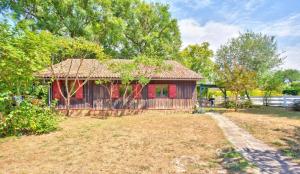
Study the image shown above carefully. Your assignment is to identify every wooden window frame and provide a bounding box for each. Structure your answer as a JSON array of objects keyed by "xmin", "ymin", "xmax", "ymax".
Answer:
[{"xmin": 155, "ymin": 84, "xmax": 169, "ymax": 98}]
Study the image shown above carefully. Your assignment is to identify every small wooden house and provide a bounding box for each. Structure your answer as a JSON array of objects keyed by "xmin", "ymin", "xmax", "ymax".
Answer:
[{"xmin": 37, "ymin": 59, "xmax": 202, "ymax": 110}]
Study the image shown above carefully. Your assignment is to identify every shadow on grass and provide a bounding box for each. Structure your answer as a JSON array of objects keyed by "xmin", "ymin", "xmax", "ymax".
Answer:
[
  {"xmin": 219, "ymin": 147, "xmax": 255, "ymax": 173},
  {"xmin": 280, "ymin": 126, "xmax": 300, "ymax": 161}
]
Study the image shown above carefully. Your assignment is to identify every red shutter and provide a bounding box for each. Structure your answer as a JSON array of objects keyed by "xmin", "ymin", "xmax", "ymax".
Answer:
[
  {"xmin": 168, "ymin": 84, "xmax": 177, "ymax": 99},
  {"xmin": 148, "ymin": 84, "xmax": 156, "ymax": 98},
  {"xmin": 75, "ymin": 80, "xmax": 84, "ymax": 99},
  {"xmin": 133, "ymin": 84, "xmax": 142, "ymax": 99},
  {"xmin": 53, "ymin": 80, "xmax": 62, "ymax": 99},
  {"xmin": 111, "ymin": 84, "xmax": 120, "ymax": 99}
]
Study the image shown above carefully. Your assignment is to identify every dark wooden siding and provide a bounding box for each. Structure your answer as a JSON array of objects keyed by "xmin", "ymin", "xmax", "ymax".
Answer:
[{"xmin": 55, "ymin": 80, "xmax": 197, "ymax": 110}]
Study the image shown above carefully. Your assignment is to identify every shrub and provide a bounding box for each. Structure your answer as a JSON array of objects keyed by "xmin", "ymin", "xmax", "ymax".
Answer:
[
  {"xmin": 0, "ymin": 91, "xmax": 14, "ymax": 115},
  {"xmin": 283, "ymin": 89, "xmax": 298, "ymax": 96},
  {"xmin": 224, "ymin": 101, "xmax": 236, "ymax": 109},
  {"xmin": 240, "ymin": 100, "xmax": 253, "ymax": 108},
  {"xmin": 223, "ymin": 100, "xmax": 253, "ymax": 109},
  {"xmin": 0, "ymin": 100, "xmax": 60, "ymax": 137}
]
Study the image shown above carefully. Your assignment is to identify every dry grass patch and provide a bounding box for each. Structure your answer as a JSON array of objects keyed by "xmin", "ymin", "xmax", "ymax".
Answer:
[
  {"xmin": 223, "ymin": 107, "xmax": 300, "ymax": 163},
  {"xmin": 0, "ymin": 111, "xmax": 228, "ymax": 174}
]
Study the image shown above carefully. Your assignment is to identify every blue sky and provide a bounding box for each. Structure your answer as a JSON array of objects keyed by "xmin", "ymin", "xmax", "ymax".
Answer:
[{"xmin": 148, "ymin": 0, "xmax": 300, "ymax": 70}]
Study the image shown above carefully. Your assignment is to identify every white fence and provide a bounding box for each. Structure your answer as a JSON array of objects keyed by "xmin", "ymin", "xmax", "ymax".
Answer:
[
  {"xmin": 251, "ymin": 96, "xmax": 300, "ymax": 107},
  {"xmin": 212, "ymin": 96, "xmax": 300, "ymax": 107}
]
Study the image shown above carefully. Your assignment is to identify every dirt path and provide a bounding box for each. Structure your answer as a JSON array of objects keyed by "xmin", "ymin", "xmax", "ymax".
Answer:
[{"xmin": 208, "ymin": 112, "xmax": 300, "ymax": 174}]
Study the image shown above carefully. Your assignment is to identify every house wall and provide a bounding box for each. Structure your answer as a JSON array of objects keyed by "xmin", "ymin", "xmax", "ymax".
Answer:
[{"xmin": 54, "ymin": 80, "xmax": 197, "ymax": 110}]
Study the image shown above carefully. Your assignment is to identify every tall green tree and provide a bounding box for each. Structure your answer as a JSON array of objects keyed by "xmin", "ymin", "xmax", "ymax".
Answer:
[
  {"xmin": 0, "ymin": 0, "xmax": 100, "ymax": 37},
  {"xmin": 0, "ymin": 21, "xmax": 55, "ymax": 95},
  {"xmin": 0, "ymin": 21, "xmax": 107, "ymax": 116},
  {"xmin": 233, "ymin": 32, "xmax": 283, "ymax": 77},
  {"xmin": 1, "ymin": 0, "xmax": 181, "ymax": 58},
  {"xmin": 215, "ymin": 31, "xmax": 283, "ymax": 100},
  {"xmin": 179, "ymin": 42, "xmax": 214, "ymax": 81},
  {"xmin": 215, "ymin": 51, "xmax": 257, "ymax": 111}
]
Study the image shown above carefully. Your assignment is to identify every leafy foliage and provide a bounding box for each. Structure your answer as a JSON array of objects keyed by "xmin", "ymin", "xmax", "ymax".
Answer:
[
  {"xmin": 179, "ymin": 42, "xmax": 214, "ymax": 81},
  {"xmin": 215, "ymin": 55, "xmax": 257, "ymax": 110},
  {"xmin": 274, "ymin": 69, "xmax": 300, "ymax": 84},
  {"xmin": 0, "ymin": 100, "xmax": 60, "ymax": 137},
  {"xmin": 260, "ymin": 72, "xmax": 285, "ymax": 97},
  {"xmin": 1, "ymin": 0, "xmax": 181, "ymax": 58},
  {"xmin": 0, "ymin": 22, "xmax": 55, "ymax": 95},
  {"xmin": 104, "ymin": 54, "xmax": 168, "ymax": 109},
  {"xmin": 224, "ymin": 100, "xmax": 253, "ymax": 109},
  {"xmin": 109, "ymin": 55, "xmax": 167, "ymax": 86},
  {"xmin": 214, "ymin": 31, "xmax": 283, "ymax": 110},
  {"xmin": 227, "ymin": 32, "xmax": 283, "ymax": 80},
  {"xmin": 0, "ymin": 91, "xmax": 13, "ymax": 115},
  {"xmin": 52, "ymin": 37, "xmax": 107, "ymax": 63}
]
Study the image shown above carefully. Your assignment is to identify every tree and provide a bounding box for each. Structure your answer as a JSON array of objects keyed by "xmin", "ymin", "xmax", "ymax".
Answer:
[
  {"xmin": 215, "ymin": 45, "xmax": 256, "ymax": 111},
  {"xmin": 0, "ymin": 21, "xmax": 108, "ymax": 117},
  {"xmin": 0, "ymin": 21, "xmax": 55, "ymax": 96},
  {"xmin": 49, "ymin": 37, "xmax": 107, "ymax": 116},
  {"xmin": 179, "ymin": 42, "xmax": 214, "ymax": 81},
  {"xmin": 260, "ymin": 72, "xmax": 284, "ymax": 105},
  {"xmin": 274, "ymin": 69, "xmax": 300, "ymax": 84},
  {"xmin": 0, "ymin": 0, "xmax": 99, "ymax": 37},
  {"xmin": 1, "ymin": 0, "xmax": 181, "ymax": 59},
  {"xmin": 215, "ymin": 31, "xmax": 283, "ymax": 100},
  {"xmin": 274, "ymin": 69, "xmax": 300, "ymax": 96},
  {"xmin": 97, "ymin": 55, "xmax": 168, "ymax": 110}
]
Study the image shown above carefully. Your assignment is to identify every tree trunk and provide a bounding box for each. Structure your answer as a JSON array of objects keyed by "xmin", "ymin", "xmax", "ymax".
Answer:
[
  {"xmin": 245, "ymin": 90, "xmax": 251, "ymax": 101},
  {"xmin": 66, "ymin": 96, "xmax": 71, "ymax": 116},
  {"xmin": 220, "ymin": 88, "xmax": 227, "ymax": 105},
  {"xmin": 235, "ymin": 93, "xmax": 238, "ymax": 112},
  {"xmin": 224, "ymin": 89, "xmax": 227, "ymax": 103},
  {"xmin": 264, "ymin": 92, "xmax": 271, "ymax": 106}
]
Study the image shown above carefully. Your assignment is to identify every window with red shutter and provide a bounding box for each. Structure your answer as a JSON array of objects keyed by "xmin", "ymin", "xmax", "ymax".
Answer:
[
  {"xmin": 75, "ymin": 80, "xmax": 84, "ymax": 99},
  {"xmin": 53, "ymin": 80, "xmax": 62, "ymax": 99},
  {"xmin": 111, "ymin": 84, "xmax": 120, "ymax": 99},
  {"xmin": 133, "ymin": 84, "xmax": 142, "ymax": 99},
  {"xmin": 168, "ymin": 84, "xmax": 177, "ymax": 99},
  {"xmin": 148, "ymin": 84, "xmax": 156, "ymax": 98},
  {"xmin": 155, "ymin": 84, "xmax": 168, "ymax": 98}
]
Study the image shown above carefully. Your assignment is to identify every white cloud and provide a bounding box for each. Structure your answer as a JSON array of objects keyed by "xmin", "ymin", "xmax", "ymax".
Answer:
[
  {"xmin": 178, "ymin": 19, "xmax": 241, "ymax": 50},
  {"xmin": 244, "ymin": 0, "xmax": 265, "ymax": 11},
  {"xmin": 250, "ymin": 14, "xmax": 300, "ymax": 70},
  {"xmin": 258, "ymin": 14, "xmax": 300, "ymax": 37},
  {"xmin": 281, "ymin": 45, "xmax": 300, "ymax": 70},
  {"xmin": 178, "ymin": 18, "xmax": 300, "ymax": 70}
]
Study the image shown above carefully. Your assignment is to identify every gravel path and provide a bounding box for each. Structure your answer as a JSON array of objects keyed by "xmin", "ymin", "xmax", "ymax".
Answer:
[{"xmin": 208, "ymin": 112, "xmax": 300, "ymax": 174}]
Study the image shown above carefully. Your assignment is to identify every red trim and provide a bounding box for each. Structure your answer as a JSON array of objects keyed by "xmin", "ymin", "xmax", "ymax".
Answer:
[
  {"xmin": 111, "ymin": 84, "xmax": 120, "ymax": 99},
  {"xmin": 75, "ymin": 80, "xmax": 84, "ymax": 99},
  {"xmin": 148, "ymin": 84, "xmax": 156, "ymax": 98},
  {"xmin": 132, "ymin": 84, "xmax": 142, "ymax": 99},
  {"xmin": 168, "ymin": 84, "xmax": 176, "ymax": 99},
  {"xmin": 53, "ymin": 80, "xmax": 62, "ymax": 99}
]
